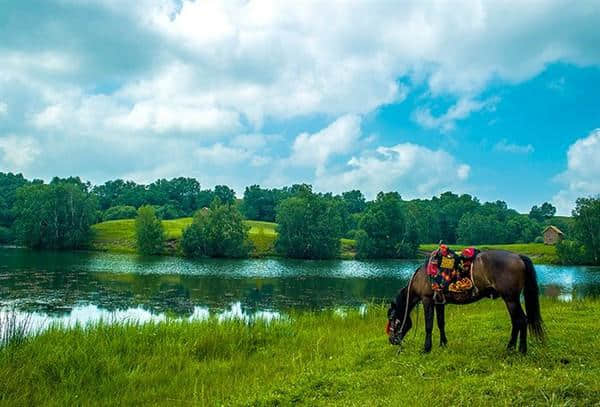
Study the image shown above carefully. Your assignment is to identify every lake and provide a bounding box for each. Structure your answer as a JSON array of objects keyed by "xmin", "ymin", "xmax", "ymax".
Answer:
[{"xmin": 1, "ymin": 248, "xmax": 599, "ymax": 328}]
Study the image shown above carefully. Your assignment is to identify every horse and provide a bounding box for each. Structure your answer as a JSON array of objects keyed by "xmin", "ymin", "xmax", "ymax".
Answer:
[{"xmin": 386, "ymin": 250, "xmax": 545, "ymax": 354}]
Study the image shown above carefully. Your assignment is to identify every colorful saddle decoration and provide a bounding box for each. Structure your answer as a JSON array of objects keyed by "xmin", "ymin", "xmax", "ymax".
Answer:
[{"xmin": 427, "ymin": 245, "xmax": 479, "ymax": 294}]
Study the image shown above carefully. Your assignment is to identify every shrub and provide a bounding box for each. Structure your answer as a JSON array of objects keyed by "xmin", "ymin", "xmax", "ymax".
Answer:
[
  {"xmin": 534, "ymin": 236, "xmax": 544, "ymax": 244},
  {"xmin": 556, "ymin": 240, "xmax": 590, "ymax": 265},
  {"xmin": 102, "ymin": 205, "xmax": 138, "ymax": 221},
  {"xmin": 135, "ymin": 205, "xmax": 165, "ymax": 255},
  {"xmin": 156, "ymin": 204, "xmax": 184, "ymax": 220},
  {"xmin": 182, "ymin": 200, "xmax": 250, "ymax": 258}
]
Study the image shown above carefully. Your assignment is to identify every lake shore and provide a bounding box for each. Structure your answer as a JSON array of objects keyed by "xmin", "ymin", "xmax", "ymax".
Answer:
[
  {"xmin": 0, "ymin": 299, "xmax": 597, "ymax": 405},
  {"xmin": 90, "ymin": 219, "xmax": 560, "ymax": 264}
]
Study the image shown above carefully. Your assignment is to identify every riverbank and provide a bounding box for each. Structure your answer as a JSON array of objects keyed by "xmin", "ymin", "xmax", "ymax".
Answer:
[
  {"xmin": 91, "ymin": 219, "xmax": 558, "ymax": 263},
  {"xmin": 0, "ymin": 299, "xmax": 597, "ymax": 405}
]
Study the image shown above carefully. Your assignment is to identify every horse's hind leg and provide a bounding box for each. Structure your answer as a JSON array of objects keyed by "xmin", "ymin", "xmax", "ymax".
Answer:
[
  {"xmin": 435, "ymin": 304, "xmax": 448, "ymax": 347},
  {"xmin": 504, "ymin": 297, "xmax": 527, "ymax": 354},
  {"xmin": 423, "ymin": 298, "xmax": 434, "ymax": 353}
]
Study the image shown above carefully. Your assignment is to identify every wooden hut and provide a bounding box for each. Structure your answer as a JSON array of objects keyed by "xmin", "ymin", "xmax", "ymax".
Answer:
[{"xmin": 542, "ymin": 225, "xmax": 564, "ymax": 245}]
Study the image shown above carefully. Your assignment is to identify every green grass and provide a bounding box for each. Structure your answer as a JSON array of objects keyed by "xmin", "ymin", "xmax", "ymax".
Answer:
[
  {"xmin": 90, "ymin": 218, "xmax": 279, "ymax": 256},
  {"xmin": 1, "ymin": 299, "xmax": 598, "ymax": 405},
  {"xmin": 419, "ymin": 243, "xmax": 558, "ymax": 264}
]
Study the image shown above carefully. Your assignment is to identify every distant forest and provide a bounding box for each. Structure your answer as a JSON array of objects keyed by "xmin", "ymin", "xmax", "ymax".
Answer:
[{"xmin": 0, "ymin": 172, "xmax": 571, "ymax": 248}]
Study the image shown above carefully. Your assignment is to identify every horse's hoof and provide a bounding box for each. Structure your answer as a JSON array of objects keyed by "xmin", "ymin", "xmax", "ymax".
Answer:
[
  {"xmin": 422, "ymin": 347, "xmax": 432, "ymax": 354},
  {"xmin": 440, "ymin": 341, "xmax": 448, "ymax": 347}
]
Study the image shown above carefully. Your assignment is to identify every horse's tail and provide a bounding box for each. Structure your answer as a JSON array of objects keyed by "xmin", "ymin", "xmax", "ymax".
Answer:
[{"xmin": 520, "ymin": 255, "xmax": 545, "ymax": 342}]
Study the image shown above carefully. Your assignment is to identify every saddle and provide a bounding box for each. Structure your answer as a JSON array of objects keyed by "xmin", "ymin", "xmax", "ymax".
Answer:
[{"xmin": 427, "ymin": 245, "xmax": 479, "ymax": 302}]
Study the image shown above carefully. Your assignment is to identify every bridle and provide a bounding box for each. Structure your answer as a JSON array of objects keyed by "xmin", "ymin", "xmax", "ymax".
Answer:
[{"xmin": 388, "ymin": 268, "xmax": 418, "ymax": 341}]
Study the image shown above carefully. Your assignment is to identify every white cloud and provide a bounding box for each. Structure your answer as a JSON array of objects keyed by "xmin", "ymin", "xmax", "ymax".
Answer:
[
  {"xmin": 413, "ymin": 97, "xmax": 498, "ymax": 133},
  {"xmin": 0, "ymin": 135, "xmax": 41, "ymax": 171},
  {"xmin": 289, "ymin": 115, "xmax": 362, "ymax": 175},
  {"xmin": 552, "ymin": 129, "xmax": 600, "ymax": 215},
  {"xmin": 314, "ymin": 143, "xmax": 470, "ymax": 198},
  {"xmin": 494, "ymin": 139, "xmax": 535, "ymax": 154},
  {"xmin": 0, "ymin": 102, "xmax": 6, "ymax": 116}
]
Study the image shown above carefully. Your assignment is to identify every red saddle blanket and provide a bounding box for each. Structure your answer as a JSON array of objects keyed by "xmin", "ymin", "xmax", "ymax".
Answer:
[{"xmin": 427, "ymin": 245, "xmax": 478, "ymax": 293}]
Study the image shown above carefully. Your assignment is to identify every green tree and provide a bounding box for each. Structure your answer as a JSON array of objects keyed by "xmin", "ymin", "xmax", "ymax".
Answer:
[
  {"xmin": 570, "ymin": 196, "xmax": 600, "ymax": 264},
  {"xmin": 275, "ymin": 191, "xmax": 342, "ymax": 259},
  {"xmin": 181, "ymin": 200, "xmax": 250, "ymax": 258},
  {"xmin": 214, "ymin": 185, "xmax": 236, "ymax": 205},
  {"xmin": 356, "ymin": 192, "xmax": 419, "ymax": 258},
  {"xmin": 529, "ymin": 202, "xmax": 557, "ymax": 222},
  {"xmin": 342, "ymin": 190, "xmax": 366, "ymax": 214},
  {"xmin": 135, "ymin": 205, "xmax": 165, "ymax": 255},
  {"xmin": 102, "ymin": 205, "xmax": 138, "ymax": 221},
  {"xmin": 14, "ymin": 181, "xmax": 98, "ymax": 249}
]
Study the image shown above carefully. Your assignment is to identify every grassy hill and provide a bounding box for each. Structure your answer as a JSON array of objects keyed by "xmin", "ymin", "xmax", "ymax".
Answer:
[
  {"xmin": 1, "ymin": 299, "xmax": 598, "ymax": 405},
  {"xmin": 419, "ymin": 243, "xmax": 558, "ymax": 264},
  {"xmin": 91, "ymin": 218, "xmax": 279, "ymax": 256}
]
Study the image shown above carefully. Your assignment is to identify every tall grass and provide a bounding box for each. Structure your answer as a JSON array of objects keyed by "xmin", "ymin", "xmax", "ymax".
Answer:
[
  {"xmin": 0, "ymin": 308, "xmax": 32, "ymax": 348},
  {"xmin": 1, "ymin": 299, "xmax": 599, "ymax": 405}
]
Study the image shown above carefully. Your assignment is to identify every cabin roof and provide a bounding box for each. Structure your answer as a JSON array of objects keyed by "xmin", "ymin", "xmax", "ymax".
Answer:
[{"xmin": 543, "ymin": 225, "xmax": 564, "ymax": 236}]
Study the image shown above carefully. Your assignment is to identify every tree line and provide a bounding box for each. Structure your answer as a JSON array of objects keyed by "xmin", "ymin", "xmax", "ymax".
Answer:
[{"xmin": 1, "ymin": 171, "xmax": 598, "ymax": 264}]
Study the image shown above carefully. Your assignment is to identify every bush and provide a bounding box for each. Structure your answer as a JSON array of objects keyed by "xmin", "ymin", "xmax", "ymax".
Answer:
[
  {"xmin": 181, "ymin": 200, "xmax": 250, "ymax": 258},
  {"xmin": 556, "ymin": 240, "xmax": 590, "ymax": 265},
  {"xmin": 135, "ymin": 206, "xmax": 165, "ymax": 255},
  {"xmin": 275, "ymin": 192, "xmax": 342, "ymax": 259},
  {"xmin": 156, "ymin": 204, "xmax": 184, "ymax": 220},
  {"xmin": 103, "ymin": 205, "xmax": 138, "ymax": 221},
  {"xmin": 534, "ymin": 236, "xmax": 544, "ymax": 244}
]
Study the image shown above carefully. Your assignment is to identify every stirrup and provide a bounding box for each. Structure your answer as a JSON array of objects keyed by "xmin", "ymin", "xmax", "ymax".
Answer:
[{"xmin": 433, "ymin": 291, "xmax": 446, "ymax": 304}]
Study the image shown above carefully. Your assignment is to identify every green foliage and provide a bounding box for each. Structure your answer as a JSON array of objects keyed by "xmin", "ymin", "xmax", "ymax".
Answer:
[
  {"xmin": 356, "ymin": 192, "xmax": 419, "ymax": 258},
  {"xmin": 13, "ymin": 181, "xmax": 98, "ymax": 249},
  {"xmin": 155, "ymin": 204, "xmax": 184, "ymax": 220},
  {"xmin": 0, "ymin": 226, "xmax": 13, "ymax": 244},
  {"xmin": 135, "ymin": 206, "xmax": 165, "ymax": 255},
  {"xmin": 0, "ymin": 300, "xmax": 599, "ymax": 405},
  {"xmin": 341, "ymin": 190, "xmax": 366, "ymax": 214},
  {"xmin": 556, "ymin": 240, "xmax": 590, "ymax": 265},
  {"xmin": 214, "ymin": 185, "xmax": 236, "ymax": 205},
  {"xmin": 0, "ymin": 172, "xmax": 33, "ymax": 228},
  {"xmin": 275, "ymin": 191, "xmax": 342, "ymax": 259},
  {"xmin": 181, "ymin": 200, "xmax": 250, "ymax": 258},
  {"xmin": 102, "ymin": 205, "xmax": 137, "ymax": 221},
  {"xmin": 566, "ymin": 196, "xmax": 600, "ymax": 265},
  {"xmin": 529, "ymin": 202, "xmax": 557, "ymax": 222}
]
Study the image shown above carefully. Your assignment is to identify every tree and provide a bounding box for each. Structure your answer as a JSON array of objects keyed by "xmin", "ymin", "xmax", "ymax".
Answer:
[
  {"xmin": 275, "ymin": 191, "xmax": 342, "ymax": 259},
  {"xmin": 214, "ymin": 185, "xmax": 236, "ymax": 205},
  {"xmin": 529, "ymin": 202, "xmax": 557, "ymax": 222},
  {"xmin": 14, "ymin": 181, "xmax": 98, "ymax": 249},
  {"xmin": 241, "ymin": 185, "xmax": 277, "ymax": 221},
  {"xmin": 102, "ymin": 205, "xmax": 138, "ymax": 221},
  {"xmin": 135, "ymin": 205, "xmax": 165, "ymax": 255},
  {"xmin": 0, "ymin": 172, "xmax": 32, "ymax": 229},
  {"xmin": 181, "ymin": 200, "xmax": 250, "ymax": 258},
  {"xmin": 356, "ymin": 192, "xmax": 419, "ymax": 258},
  {"xmin": 342, "ymin": 190, "xmax": 366, "ymax": 214},
  {"xmin": 571, "ymin": 196, "xmax": 600, "ymax": 264}
]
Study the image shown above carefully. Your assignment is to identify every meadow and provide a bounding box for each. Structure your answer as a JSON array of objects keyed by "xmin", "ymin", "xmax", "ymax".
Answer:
[
  {"xmin": 0, "ymin": 299, "xmax": 597, "ymax": 405},
  {"xmin": 91, "ymin": 218, "xmax": 558, "ymax": 262}
]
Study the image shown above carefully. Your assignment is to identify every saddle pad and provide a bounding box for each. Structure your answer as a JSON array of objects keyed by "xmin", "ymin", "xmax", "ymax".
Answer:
[{"xmin": 440, "ymin": 256, "xmax": 455, "ymax": 269}]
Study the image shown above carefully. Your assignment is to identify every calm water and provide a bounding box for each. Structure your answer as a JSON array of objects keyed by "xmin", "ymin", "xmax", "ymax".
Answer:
[{"xmin": 1, "ymin": 248, "xmax": 599, "ymax": 328}]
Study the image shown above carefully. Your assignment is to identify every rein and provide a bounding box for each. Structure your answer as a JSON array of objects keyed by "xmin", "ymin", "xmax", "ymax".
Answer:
[{"xmin": 396, "ymin": 269, "xmax": 417, "ymax": 337}]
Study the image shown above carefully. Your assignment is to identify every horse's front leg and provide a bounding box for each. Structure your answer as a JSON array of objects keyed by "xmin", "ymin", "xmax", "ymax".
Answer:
[
  {"xmin": 423, "ymin": 298, "xmax": 434, "ymax": 353},
  {"xmin": 435, "ymin": 304, "xmax": 448, "ymax": 347}
]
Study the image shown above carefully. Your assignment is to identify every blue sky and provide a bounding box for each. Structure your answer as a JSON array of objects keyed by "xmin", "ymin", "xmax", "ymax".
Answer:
[{"xmin": 0, "ymin": 0, "xmax": 599, "ymax": 214}]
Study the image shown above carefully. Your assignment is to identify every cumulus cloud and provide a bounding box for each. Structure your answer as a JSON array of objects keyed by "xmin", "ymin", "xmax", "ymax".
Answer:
[
  {"xmin": 552, "ymin": 129, "xmax": 600, "ymax": 215},
  {"xmin": 289, "ymin": 115, "xmax": 362, "ymax": 175},
  {"xmin": 315, "ymin": 143, "xmax": 471, "ymax": 198},
  {"xmin": 0, "ymin": 0, "xmax": 599, "ymax": 187},
  {"xmin": 0, "ymin": 135, "xmax": 41, "ymax": 171},
  {"xmin": 413, "ymin": 97, "xmax": 499, "ymax": 133},
  {"xmin": 494, "ymin": 139, "xmax": 535, "ymax": 154}
]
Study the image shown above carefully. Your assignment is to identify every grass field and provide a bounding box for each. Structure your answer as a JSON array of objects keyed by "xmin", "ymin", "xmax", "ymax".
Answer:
[
  {"xmin": 419, "ymin": 243, "xmax": 558, "ymax": 264},
  {"xmin": 0, "ymin": 299, "xmax": 598, "ymax": 405},
  {"xmin": 90, "ymin": 218, "xmax": 279, "ymax": 256}
]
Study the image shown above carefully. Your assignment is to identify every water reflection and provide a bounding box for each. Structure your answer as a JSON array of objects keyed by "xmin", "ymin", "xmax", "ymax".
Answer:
[{"xmin": 1, "ymin": 248, "xmax": 599, "ymax": 328}]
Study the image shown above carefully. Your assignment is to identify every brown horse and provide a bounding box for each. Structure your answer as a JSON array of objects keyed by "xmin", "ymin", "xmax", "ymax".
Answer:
[{"xmin": 387, "ymin": 250, "xmax": 545, "ymax": 354}]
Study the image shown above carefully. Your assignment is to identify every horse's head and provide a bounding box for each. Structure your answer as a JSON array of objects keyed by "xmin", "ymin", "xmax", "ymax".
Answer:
[{"xmin": 386, "ymin": 291, "xmax": 413, "ymax": 345}]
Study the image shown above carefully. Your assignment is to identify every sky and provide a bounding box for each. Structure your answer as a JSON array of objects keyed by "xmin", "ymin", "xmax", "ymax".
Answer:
[{"xmin": 0, "ymin": 0, "xmax": 599, "ymax": 215}]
